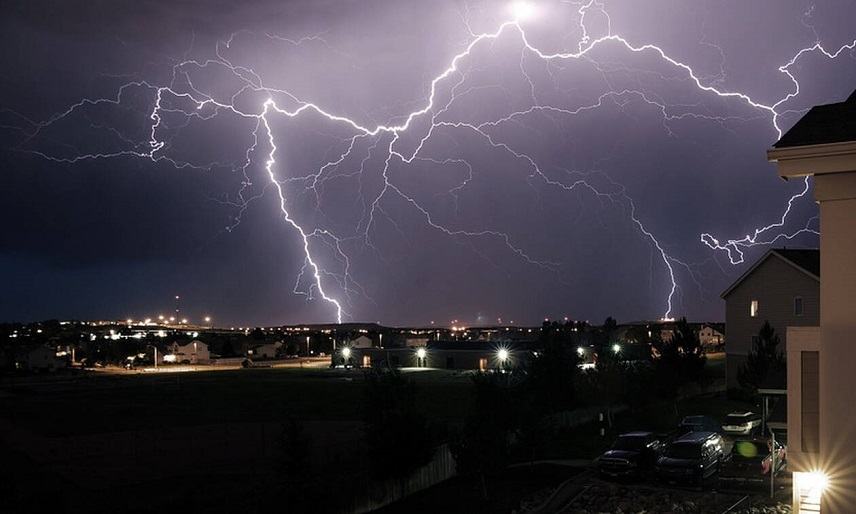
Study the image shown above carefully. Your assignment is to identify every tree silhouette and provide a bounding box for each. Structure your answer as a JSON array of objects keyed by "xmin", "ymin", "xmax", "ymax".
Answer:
[
  {"xmin": 739, "ymin": 321, "xmax": 786, "ymax": 391},
  {"xmin": 652, "ymin": 317, "xmax": 706, "ymax": 400}
]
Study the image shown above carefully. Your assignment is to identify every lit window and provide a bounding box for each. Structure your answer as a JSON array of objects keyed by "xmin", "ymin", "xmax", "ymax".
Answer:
[
  {"xmin": 794, "ymin": 296, "xmax": 804, "ymax": 317},
  {"xmin": 750, "ymin": 300, "xmax": 759, "ymax": 317}
]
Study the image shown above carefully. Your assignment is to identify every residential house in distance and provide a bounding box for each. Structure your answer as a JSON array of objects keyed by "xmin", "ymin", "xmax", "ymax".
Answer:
[
  {"xmin": 766, "ymin": 89, "xmax": 856, "ymax": 513},
  {"xmin": 247, "ymin": 341, "xmax": 281, "ymax": 360},
  {"xmin": 721, "ymin": 248, "xmax": 819, "ymax": 390},
  {"xmin": 698, "ymin": 324, "xmax": 724, "ymax": 350},
  {"xmin": 166, "ymin": 340, "xmax": 210, "ymax": 364},
  {"xmin": 349, "ymin": 335, "xmax": 374, "ymax": 349},
  {"xmin": 18, "ymin": 345, "xmax": 62, "ymax": 372}
]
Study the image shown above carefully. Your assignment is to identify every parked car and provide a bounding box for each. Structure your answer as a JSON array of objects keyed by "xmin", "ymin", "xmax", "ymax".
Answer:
[
  {"xmin": 596, "ymin": 431, "xmax": 665, "ymax": 479},
  {"xmin": 722, "ymin": 438, "xmax": 786, "ymax": 481},
  {"xmin": 678, "ymin": 415, "xmax": 721, "ymax": 435},
  {"xmin": 721, "ymin": 411, "xmax": 763, "ymax": 436},
  {"xmin": 656, "ymin": 431, "xmax": 725, "ymax": 484}
]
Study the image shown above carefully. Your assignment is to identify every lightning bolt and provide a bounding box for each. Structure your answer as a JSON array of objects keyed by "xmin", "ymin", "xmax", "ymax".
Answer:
[{"xmin": 8, "ymin": 1, "xmax": 854, "ymax": 321}]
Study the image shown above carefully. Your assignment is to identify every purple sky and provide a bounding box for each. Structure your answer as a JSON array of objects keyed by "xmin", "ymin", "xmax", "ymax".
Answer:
[{"xmin": 1, "ymin": 0, "xmax": 855, "ymax": 326}]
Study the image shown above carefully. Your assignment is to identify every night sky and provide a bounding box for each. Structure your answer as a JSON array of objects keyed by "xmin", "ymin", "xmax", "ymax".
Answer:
[{"xmin": 1, "ymin": 0, "xmax": 854, "ymax": 326}]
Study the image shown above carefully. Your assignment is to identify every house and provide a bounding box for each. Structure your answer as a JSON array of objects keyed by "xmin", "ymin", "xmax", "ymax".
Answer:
[
  {"xmin": 766, "ymin": 89, "xmax": 856, "ymax": 513},
  {"xmin": 721, "ymin": 249, "xmax": 820, "ymax": 389},
  {"xmin": 248, "ymin": 341, "xmax": 281, "ymax": 359},
  {"xmin": 167, "ymin": 340, "xmax": 210, "ymax": 364},
  {"xmin": 698, "ymin": 324, "xmax": 724, "ymax": 350},
  {"xmin": 19, "ymin": 345, "xmax": 62, "ymax": 372},
  {"xmin": 334, "ymin": 340, "xmax": 534, "ymax": 371},
  {"xmin": 349, "ymin": 335, "xmax": 373, "ymax": 348}
]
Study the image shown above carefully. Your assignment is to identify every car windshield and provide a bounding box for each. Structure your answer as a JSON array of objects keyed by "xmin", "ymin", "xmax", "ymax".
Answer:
[
  {"xmin": 667, "ymin": 443, "xmax": 700, "ymax": 459},
  {"xmin": 612, "ymin": 436, "xmax": 646, "ymax": 451},
  {"xmin": 725, "ymin": 415, "xmax": 749, "ymax": 425},
  {"xmin": 732, "ymin": 440, "xmax": 767, "ymax": 460}
]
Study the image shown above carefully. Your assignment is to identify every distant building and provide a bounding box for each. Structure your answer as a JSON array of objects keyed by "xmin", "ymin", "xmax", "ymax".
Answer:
[
  {"xmin": 721, "ymin": 248, "xmax": 819, "ymax": 390},
  {"xmin": 167, "ymin": 340, "xmax": 210, "ymax": 364},
  {"xmin": 18, "ymin": 345, "xmax": 62, "ymax": 372},
  {"xmin": 349, "ymin": 335, "xmax": 374, "ymax": 349},
  {"xmin": 334, "ymin": 340, "xmax": 533, "ymax": 371},
  {"xmin": 248, "ymin": 341, "xmax": 281, "ymax": 359},
  {"xmin": 698, "ymin": 324, "xmax": 724, "ymax": 350}
]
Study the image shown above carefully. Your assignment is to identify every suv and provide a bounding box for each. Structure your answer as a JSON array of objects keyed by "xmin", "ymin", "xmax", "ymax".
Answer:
[
  {"xmin": 678, "ymin": 415, "xmax": 721, "ymax": 435},
  {"xmin": 722, "ymin": 411, "xmax": 762, "ymax": 436},
  {"xmin": 656, "ymin": 431, "xmax": 725, "ymax": 484},
  {"xmin": 596, "ymin": 431, "xmax": 665, "ymax": 479}
]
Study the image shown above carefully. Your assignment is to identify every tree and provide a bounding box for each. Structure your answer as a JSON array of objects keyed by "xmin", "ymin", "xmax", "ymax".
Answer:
[
  {"xmin": 527, "ymin": 323, "xmax": 581, "ymax": 413},
  {"xmin": 651, "ymin": 318, "xmax": 706, "ymax": 401},
  {"xmin": 362, "ymin": 370, "xmax": 434, "ymax": 480},
  {"xmin": 739, "ymin": 321, "xmax": 786, "ymax": 391}
]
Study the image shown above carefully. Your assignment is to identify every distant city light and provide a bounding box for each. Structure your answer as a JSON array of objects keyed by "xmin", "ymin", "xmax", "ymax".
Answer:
[{"xmin": 204, "ymin": 316, "xmax": 211, "ymax": 323}]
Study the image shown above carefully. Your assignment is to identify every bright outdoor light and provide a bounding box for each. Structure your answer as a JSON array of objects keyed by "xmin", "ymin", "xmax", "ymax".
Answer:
[
  {"xmin": 509, "ymin": 1, "xmax": 537, "ymax": 21},
  {"xmin": 612, "ymin": 343, "xmax": 621, "ymax": 354},
  {"xmin": 204, "ymin": 316, "xmax": 211, "ymax": 323},
  {"xmin": 342, "ymin": 347, "xmax": 351, "ymax": 359},
  {"xmin": 416, "ymin": 348, "xmax": 427, "ymax": 359},
  {"xmin": 577, "ymin": 346, "xmax": 585, "ymax": 356},
  {"xmin": 806, "ymin": 471, "xmax": 829, "ymax": 492},
  {"xmin": 497, "ymin": 348, "xmax": 509, "ymax": 362}
]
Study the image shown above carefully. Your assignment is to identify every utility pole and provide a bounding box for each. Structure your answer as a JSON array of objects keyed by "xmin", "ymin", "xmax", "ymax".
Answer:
[{"xmin": 769, "ymin": 427, "xmax": 776, "ymax": 499}]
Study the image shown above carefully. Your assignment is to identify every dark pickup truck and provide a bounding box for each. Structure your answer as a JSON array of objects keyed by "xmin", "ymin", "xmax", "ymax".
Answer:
[{"xmin": 596, "ymin": 431, "xmax": 665, "ymax": 479}]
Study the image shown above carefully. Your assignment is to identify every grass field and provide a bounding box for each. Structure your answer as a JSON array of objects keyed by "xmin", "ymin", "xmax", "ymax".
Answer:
[
  {"xmin": 0, "ymin": 353, "xmax": 737, "ymax": 513},
  {"xmin": 0, "ymin": 366, "xmax": 475, "ymax": 437}
]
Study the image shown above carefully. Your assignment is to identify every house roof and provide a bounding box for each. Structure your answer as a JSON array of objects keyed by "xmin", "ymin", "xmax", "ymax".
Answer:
[
  {"xmin": 721, "ymin": 248, "xmax": 819, "ymax": 298},
  {"xmin": 773, "ymin": 89, "xmax": 856, "ymax": 148}
]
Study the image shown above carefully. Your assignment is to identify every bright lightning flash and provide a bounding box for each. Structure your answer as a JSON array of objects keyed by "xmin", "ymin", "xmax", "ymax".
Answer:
[{"xmin": 8, "ymin": 0, "xmax": 853, "ymax": 322}]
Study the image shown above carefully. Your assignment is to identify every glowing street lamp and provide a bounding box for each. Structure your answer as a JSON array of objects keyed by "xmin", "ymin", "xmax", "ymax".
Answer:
[
  {"xmin": 416, "ymin": 347, "xmax": 427, "ymax": 367},
  {"xmin": 497, "ymin": 348, "xmax": 509, "ymax": 371},
  {"xmin": 341, "ymin": 347, "xmax": 351, "ymax": 366},
  {"xmin": 577, "ymin": 346, "xmax": 585, "ymax": 357},
  {"xmin": 612, "ymin": 343, "xmax": 621, "ymax": 354}
]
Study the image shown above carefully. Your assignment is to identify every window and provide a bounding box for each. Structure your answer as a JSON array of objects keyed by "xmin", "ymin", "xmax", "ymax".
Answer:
[
  {"xmin": 801, "ymin": 351, "xmax": 820, "ymax": 453},
  {"xmin": 794, "ymin": 296, "xmax": 804, "ymax": 316},
  {"xmin": 478, "ymin": 358, "xmax": 488, "ymax": 371},
  {"xmin": 750, "ymin": 300, "xmax": 759, "ymax": 317}
]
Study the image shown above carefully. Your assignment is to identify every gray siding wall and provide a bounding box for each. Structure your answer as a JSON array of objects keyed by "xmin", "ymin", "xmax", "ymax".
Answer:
[{"xmin": 724, "ymin": 255, "xmax": 819, "ymax": 389}]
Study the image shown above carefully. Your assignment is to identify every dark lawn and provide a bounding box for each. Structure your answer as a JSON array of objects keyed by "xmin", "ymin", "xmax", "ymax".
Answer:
[{"xmin": 0, "ymin": 367, "xmax": 474, "ymax": 436}]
